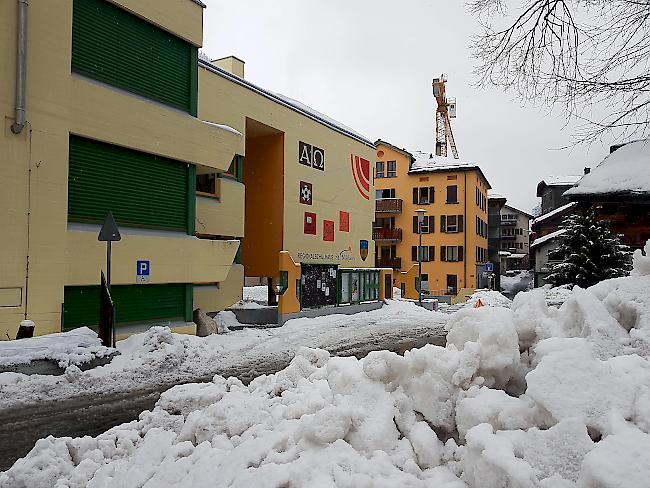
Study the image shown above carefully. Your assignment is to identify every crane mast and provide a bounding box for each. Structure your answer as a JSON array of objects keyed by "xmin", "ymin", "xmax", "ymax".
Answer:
[{"xmin": 432, "ymin": 75, "xmax": 459, "ymax": 159}]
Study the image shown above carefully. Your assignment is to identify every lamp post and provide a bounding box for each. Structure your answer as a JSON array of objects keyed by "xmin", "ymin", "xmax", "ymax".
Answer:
[{"xmin": 416, "ymin": 208, "xmax": 426, "ymax": 306}]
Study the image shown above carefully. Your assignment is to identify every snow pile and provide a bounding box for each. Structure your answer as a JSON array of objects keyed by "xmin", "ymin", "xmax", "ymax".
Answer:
[
  {"xmin": 0, "ymin": 327, "xmax": 114, "ymax": 369},
  {"xmin": 3, "ymin": 243, "xmax": 650, "ymax": 487},
  {"xmin": 465, "ymin": 289, "xmax": 512, "ymax": 308},
  {"xmin": 500, "ymin": 270, "xmax": 533, "ymax": 296}
]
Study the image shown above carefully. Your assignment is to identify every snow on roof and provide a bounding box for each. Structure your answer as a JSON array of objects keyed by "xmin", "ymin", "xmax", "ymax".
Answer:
[
  {"xmin": 531, "ymin": 202, "xmax": 577, "ymax": 225},
  {"xmin": 198, "ymin": 59, "xmax": 374, "ymax": 148},
  {"xmin": 544, "ymin": 175, "xmax": 583, "ymax": 187},
  {"xmin": 505, "ymin": 253, "xmax": 528, "ymax": 259},
  {"xmin": 503, "ymin": 204, "xmax": 534, "ymax": 219},
  {"xmin": 409, "ymin": 151, "xmax": 474, "ymax": 172},
  {"xmin": 564, "ymin": 140, "xmax": 650, "ymax": 197},
  {"xmin": 531, "ymin": 228, "xmax": 566, "ymax": 249},
  {"xmin": 488, "ymin": 191, "xmax": 505, "ymax": 199}
]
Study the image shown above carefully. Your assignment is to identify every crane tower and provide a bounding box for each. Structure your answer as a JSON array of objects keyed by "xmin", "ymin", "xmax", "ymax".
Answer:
[{"xmin": 432, "ymin": 75, "xmax": 459, "ymax": 159}]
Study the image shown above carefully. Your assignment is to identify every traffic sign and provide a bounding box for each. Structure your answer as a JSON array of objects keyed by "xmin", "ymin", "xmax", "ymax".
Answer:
[
  {"xmin": 485, "ymin": 262, "xmax": 494, "ymax": 273},
  {"xmin": 136, "ymin": 260, "xmax": 150, "ymax": 283}
]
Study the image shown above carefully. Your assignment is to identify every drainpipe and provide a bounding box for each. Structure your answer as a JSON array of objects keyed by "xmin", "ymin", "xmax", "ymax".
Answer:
[
  {"xmin": 11, "ymin": 0, "xmax": 28, "ymax": 135},
  {"xmin": 463, "ymin": 172, "xmax": 467, "ymax": 289}
]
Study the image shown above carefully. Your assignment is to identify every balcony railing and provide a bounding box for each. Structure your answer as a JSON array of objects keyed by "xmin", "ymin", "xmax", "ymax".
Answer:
[
  {"xmin": 373, "ymin": 227, "xmax": 402, "ymax": 242},
  {"xmin": 376, "ymin": 256, "xmax": 402, "ymax": 269},
  {"xmin": 376, "ymin": 198, "xmax": 402, "ymax": 214}
]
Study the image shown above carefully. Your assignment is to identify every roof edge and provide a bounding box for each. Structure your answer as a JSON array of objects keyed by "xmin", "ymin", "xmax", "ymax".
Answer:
[
  {"xmin": 199, "ymin": 59, "xmax": 375, "ymax": 149},
  {"xmin": 375, "ymin": 139, "xmax": 414, "ymax": 159}
]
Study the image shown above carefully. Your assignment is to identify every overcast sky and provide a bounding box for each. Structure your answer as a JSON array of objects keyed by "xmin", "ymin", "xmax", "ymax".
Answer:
[{"xmin": 201, "ymin": 0, "xmax": 615, "ymax": 214}]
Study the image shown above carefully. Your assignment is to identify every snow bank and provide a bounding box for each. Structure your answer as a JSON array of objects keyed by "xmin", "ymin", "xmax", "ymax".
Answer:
[
  {"xmin": 465, "ymin": 290, "xmax": 512, "ymax": 308},
  {"xmin": 3, "ymin": 242, "xmax": 650, "ymax": 487},
  {"xmin": 0, "ymin": 327, "xmax": 114, "ymax": 369}
]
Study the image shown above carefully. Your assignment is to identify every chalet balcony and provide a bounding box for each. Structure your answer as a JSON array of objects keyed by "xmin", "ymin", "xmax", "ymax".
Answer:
[
  {"xmin": 376, "ymin": 256, "xmax": 402, "ymax": 269},
  {"xmin": 376, "ymin": 198, "xmax": 402, "ymax": 214},
  {"xmin": 373, "ymin": 227, "xmax": 403, "ymax": 242}
]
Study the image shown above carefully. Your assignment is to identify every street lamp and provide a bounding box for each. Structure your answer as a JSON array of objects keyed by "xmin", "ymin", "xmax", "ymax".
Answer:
[{"xmin": 416, "ymin": 208, "xmax": 426, "ymax": 306}]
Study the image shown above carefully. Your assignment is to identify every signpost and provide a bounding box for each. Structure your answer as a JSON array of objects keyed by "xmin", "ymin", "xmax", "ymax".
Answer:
[{"xmin": 98, "ymin": 212, "xmax": 121, "ymax": 347}]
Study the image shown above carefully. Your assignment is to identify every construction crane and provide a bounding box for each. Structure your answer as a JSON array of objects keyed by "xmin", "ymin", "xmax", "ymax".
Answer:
[{"xmin": 432, "ymin": 75, "xmax": 459, "ymax": 159}]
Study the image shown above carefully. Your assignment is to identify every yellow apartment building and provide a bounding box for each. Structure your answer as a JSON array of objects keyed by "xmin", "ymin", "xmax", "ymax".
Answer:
[
  {"xmin": 1, "ymin": 0, "xmax": 242, "ymax": 338},
  {"xmin": 374, "ymin": 141, "xmax": 490, "ymax": 300},
  {"xmin": 198, "ymin": 59, "xmax": 388, "ymax": 323}
]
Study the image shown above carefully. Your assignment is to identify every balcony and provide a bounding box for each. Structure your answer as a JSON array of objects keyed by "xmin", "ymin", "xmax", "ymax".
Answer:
[
  {"xmin": 376, "ymin": 198, "xmax": 402, "ymax": 214},
  {"xmin": 377, "ymin": 257, "xmax": 402, "ymax": 269},
  {"xmin": 373, "ymin": 227, "xmax": 403, "ymax": 242}
]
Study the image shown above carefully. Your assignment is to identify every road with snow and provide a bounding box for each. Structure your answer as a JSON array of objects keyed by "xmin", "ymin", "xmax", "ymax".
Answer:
[{"xmin": 0, "ymin": 321, "xmax": 446, "ymax": 469}]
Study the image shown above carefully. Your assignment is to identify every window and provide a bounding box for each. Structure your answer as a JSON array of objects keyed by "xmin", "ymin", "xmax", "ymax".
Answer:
[
  {"xmin": 446, "ymin": 185, "xmax": 458, "ymax": 203},
  {"xmin": 376, "ymin": 161, "xmax": 385, "ymax": 178},
  {"xmin": 441, "ymin": 246, "xmax": 464, "ymax": 262},
  {"xmin": 417, "ymin": 273, "xmax": 430, "ymax": 293},
  {"xmin": 440, "ymin": 215, "xmax": 464, "ymax": 233},
  {"xmin": 413, "ymin": 215, "xmax": 434, "ymax": 234},
  {"xmin": 387, "ymin": 160, "xmax": 397, "ymax": 177},
  {"xmin": 377, "ymin": 188, "xmax": 396, "ymax": 199},
  {"xmin": 223, "ymin": 155, "xmax": 244, "ymax": 182},
  {"xmin": 411, "ymin": 246, "xmax": 436, "ymax": 262},
  {"xmin": 338, "ymin": 269, "xmax": 380, "ymax": 304},
  {"xmin": 196, "ymin": 173, "xmax": 218, "ymax": 197},
  {"xmin": 475, "ymin": 217, "xmax": 487, "ymax": 237},
  {"xmin": 413, "ymin": 187, "xmax": 435, "ymax": 205},
  {"xmin": 476, "ymin": 246, "xmax": 487, "ymax": 263},
  {"xmin": 72, "ymin": 0, "xmax": 198, "ymax": 115}
]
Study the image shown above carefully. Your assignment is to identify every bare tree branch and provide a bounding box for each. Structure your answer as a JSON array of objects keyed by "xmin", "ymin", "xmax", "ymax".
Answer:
[{"xmin": 469, "ymin": 0, "xmax": 650, "ymax": 144}]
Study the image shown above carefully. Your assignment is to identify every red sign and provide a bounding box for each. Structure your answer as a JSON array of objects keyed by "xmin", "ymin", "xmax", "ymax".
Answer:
[
  {"xmin": 323, "ymin": 220, "xmax": 334, "ymax": 242},
  {"xmin": 339, "ymin": 211, "xmax": 350, "ymax": 232},
  {"xmin": 304, "ymin": 212, "xmax": 317, "ymax": 235},
  {"xmin": 350, "ymin": 154, "xmax": 370, "ymax": 200}
]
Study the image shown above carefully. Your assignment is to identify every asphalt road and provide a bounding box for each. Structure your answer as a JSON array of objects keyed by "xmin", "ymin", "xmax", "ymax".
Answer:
[{"xmin": 0, "ymin": 331, "xmax": 446, "ymax": 470}]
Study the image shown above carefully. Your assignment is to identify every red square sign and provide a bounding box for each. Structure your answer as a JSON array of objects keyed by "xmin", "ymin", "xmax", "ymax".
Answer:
[
  {"xmin": 304, "ymin": 212, "xmax": 317, "ymax": 235},
  {"xmin": 339, "ymin": 211, "xmax": 350, "ymax": 232},
  {"xmin": 323, "ymin": 219, "xmax": 335, "ymax": 242}
]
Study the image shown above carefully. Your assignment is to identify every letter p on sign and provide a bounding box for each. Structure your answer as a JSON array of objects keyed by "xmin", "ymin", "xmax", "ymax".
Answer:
[{"xmin": 136, "ymin": 260, "xmax": 150, "ymax": 283}]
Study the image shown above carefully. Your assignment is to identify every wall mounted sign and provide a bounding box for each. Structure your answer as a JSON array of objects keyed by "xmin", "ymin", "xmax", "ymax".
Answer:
[
  {"xmin": 359, "ymin": 240, "xmax": 369, "ymax": 261},
  {"xmin": 323, "ymin": 220, "xmax": 335, "ymax": 242},
  {"xmin": 304, "ymin": 212, "xmax": 317, "ymax": 235},
  {"xmin": 300, "ymin": 181, "xmax": 313, "ymax": 205},
  {"xmin": 136, "ymin": 260, "xmax": 150, "ymax": 283},
  {"xmin": 350, "ymin": 154, "xmax": 370, "ymax": 200},
  {"xmin": 299, "ymin": 141, "xmax": 325, "ymax": 171},
  {"xmin": 339, "ymin": 211, "xmax": 350, "ymax": 232}
]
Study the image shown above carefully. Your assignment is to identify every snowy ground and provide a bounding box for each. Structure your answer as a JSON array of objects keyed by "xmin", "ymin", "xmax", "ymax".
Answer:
[
  {"xmin": 5, "ymin": 243, "xmax": 650, "ymax": 487},
  {"xmin": 500, "ymin": 270, "xmax": 534, "ymax": 297},
  {"xmin": 0, "ymin": 300, "xmax": 447, "ymax": 411}
]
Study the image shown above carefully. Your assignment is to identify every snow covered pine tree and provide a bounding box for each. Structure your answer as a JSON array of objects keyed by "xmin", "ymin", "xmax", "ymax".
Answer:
[{"xmin": 546, "ymin": 212, "xmax": 632, "ymax": 288}]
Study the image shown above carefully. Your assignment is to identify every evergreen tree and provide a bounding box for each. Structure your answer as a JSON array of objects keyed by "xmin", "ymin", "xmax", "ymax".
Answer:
[{"xmin": 546, "ymin": 212, "xmax": 632, "ymax": 288}]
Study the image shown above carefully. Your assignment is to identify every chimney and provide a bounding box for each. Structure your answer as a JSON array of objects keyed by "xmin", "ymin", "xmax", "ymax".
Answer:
[
  {"xmin": 212, "ymin": 56, "xmax": 245, "ymax": 79},
  {"xmin": 610, "ymin": 142, "xmax": 629, "ymax": 153},
  {"xmin": 584, "ymin": 167, "xmax": 591, "ymax": 175}
]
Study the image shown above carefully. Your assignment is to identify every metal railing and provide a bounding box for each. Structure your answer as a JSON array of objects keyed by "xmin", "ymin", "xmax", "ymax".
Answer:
[
  {"xmin": 373, "ymin": 227, "xmax": 402, "ymax": 242},
  {"xmin": 375, "ymin": 198, "xmax": 403, "ymax": 213},
  {"xmin": 376, "ymin": 256, "xmax": 401, "ymax": 268}
]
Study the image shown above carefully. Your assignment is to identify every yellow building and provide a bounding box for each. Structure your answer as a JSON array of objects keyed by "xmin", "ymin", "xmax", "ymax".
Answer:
[
  {"xmin": 198, "ymin": 59, "xmax": 387, "ymax": 323},
  {"xmin": 1, "ymin": 0, "xmax": 242, "ymax": 338},
  {"xmin": 374, "ymin": 141, "xmax": 490, "ymax": 301}
]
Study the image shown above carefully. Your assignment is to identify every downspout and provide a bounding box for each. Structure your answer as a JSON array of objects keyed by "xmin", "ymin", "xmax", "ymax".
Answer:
[
  {"xmin": 463, "ymin": 172, "xmax": 467, "ymax": 289},
  {"xmin": 11, "ymin": 0, "xmax": 28, "ymax": 135}
]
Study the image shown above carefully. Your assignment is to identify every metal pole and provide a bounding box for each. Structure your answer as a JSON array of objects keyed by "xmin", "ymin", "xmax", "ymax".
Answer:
[
  {"xmin": 107, "ymin": 240, "xmax": 115, "ymax": 347},
  {"xmin": 11, "ymin": 0, "xmax": 28, "ymax": 134},
  {"xmin": 418, "ymin": 223, "xmax": 422, "ymax": 306}
]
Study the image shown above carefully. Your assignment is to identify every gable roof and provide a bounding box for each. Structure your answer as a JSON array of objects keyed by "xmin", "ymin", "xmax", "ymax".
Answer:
[
  {"xmin": 407, "ymin": 150, "xmax": 492, "ymax": 188},
  {"xmin": 375, "ymin": 140, "xmax": 414, "ymax": 159},
  {"xmin": 536, "ymin": 175, "xmax": 582, "ymax": 197},
  {"xmin": 503, "ymin": 204, "xmax": 533, "ymax": 219}
]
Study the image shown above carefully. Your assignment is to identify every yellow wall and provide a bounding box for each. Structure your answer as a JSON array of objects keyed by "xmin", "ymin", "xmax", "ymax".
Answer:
[
  {"xmin": 375, "ymin": 143, "xmax": 489, "ymax": 299},
  {"xmin": 278, "ymin": 251, "xmax": 301, "ymax": 315},
  {"xmin": 196, "ymin": 177, "xmax": 245, "ymax": 238},
  {"xmin": 194, "ymin": 264, "xmax": 244, "ymax": 313},
  {"xmin": 242, "ymin": 132, "xmax": 285, "ymax": 278},
  {"xmin": 198, "ymin": 65, "xmax": 376, "ymax": 273},
  {"xmin": 0, "ymin": 0, "xmax": 241, "ymax": 337}
]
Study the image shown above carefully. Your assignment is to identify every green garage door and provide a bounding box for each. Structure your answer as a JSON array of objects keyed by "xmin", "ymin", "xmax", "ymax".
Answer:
[
  {"xmin": 68, "ymin": 135, "xmax": 195, "ymax": 234},
  {"xmin": 63, "ymin": 283, "xmax": 193, "ymax": 331},
  {"xmin": 72, "ymin": 0, "xmax": 198, "ymax": 115}
]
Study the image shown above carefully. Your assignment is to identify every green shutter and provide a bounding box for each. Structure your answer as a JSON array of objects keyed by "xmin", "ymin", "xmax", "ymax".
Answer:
[
  {"xmin": 72, "ymin": 0, "xmax": 197, "ymax": 114},
  {"xmin": 68, "ymin": 135, "xmax": 191, "ymax": 232},
  {"xmin": 63, "ymin": 283, "xmax": 192, "ymax": 330}
]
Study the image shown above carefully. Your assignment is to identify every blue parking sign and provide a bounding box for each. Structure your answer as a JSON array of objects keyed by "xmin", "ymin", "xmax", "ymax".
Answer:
[{"xmin": 136, "ymin": 260, "xmax": 150, "ymax": 282}]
